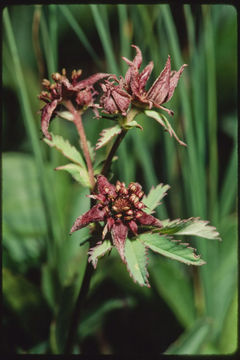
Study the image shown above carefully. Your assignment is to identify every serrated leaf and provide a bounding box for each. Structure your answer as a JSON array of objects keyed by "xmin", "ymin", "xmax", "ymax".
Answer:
[
  {"xmin": 139, "ymin": 233, "xmax": 206, "ymax": 266},
  {"xmin": 145, "ymin": 110, "xmax": 187, "ymax": 146},
  {"xmin": 95, "ymin": 124, "xmax": 122, "ymax": 150},
  {"xmin": 123, "ymin": 120, "xmax": 143, "ymax": 130},
  {"xmin": 55, "ymin": 163, "xmax": 90, "ymax": 188},
  {"xmin": 88, "ymin": 240, "xmax": 112, "ymax": 269},
  {"xmin": 124, "ymin": 238, "xmax": 150, "ymax": 287},
  {"xmin": 142, "ymin": 183, "xmax": 170, "ymax": 214},
  {"xmin": 158, "ymin": 218, "xmax": 221, "ymax": 240},
  {"xmin": 44, "ymin": 133, "xmax": 86, "ymax": 168}
]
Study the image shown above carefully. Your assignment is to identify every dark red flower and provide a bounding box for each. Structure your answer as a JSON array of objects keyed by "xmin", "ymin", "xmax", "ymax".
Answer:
[
  {"xmin": 100, "ymin": 79, "xmax": 131, "ymax": 116},
  {"xmin": 39, "ymin": 69, "xmax": 109, "ymax": 140},
  {"xmin": 70, "ymin": 175, "xmax": 162, "ymax": 261},
  {"xmin": 122, "ymin": 45, "xmax": 187, "ymax": 116}
]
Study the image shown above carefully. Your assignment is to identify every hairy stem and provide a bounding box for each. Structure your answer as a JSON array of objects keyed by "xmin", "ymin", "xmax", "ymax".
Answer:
[
  {"xmin": 101, "ymin": 107, "xmax": 140, "ymax": 178},
  {"xmin": 64, "ymin": 260, "xmax": 94, "ymax": 354},
  {"xmin": 101, "ymin": 128, "xmax": 127, "ymax": 177},
  {"xmin": 65, "ymin": 100, "xmax": 95, "ymax": 189}
]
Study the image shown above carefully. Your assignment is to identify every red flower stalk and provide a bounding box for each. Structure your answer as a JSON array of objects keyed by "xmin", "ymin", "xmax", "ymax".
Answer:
[
  {"xmin": 122, "ymin": 45, "xmax": 187, "ymax": 116},
  {"xmin": 70, "ymin": 175, "xmax": 162, "ymax": 261},
  {"xmin": 39, "ymin": 69, "xmax": 109, "ymax": 140}
]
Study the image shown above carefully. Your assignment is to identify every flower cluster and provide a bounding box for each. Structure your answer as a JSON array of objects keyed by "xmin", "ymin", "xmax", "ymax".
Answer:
[
  {"xmin": 39, "ymin": 45, "xmax": 187, "ymax": 141},
  {"xmin": 70, "ymin": 175, "xmax": 162, "ymax": 261},
  {"xmin": 39, "ymin": 69, "xmax": 108, "ymax": 140}
]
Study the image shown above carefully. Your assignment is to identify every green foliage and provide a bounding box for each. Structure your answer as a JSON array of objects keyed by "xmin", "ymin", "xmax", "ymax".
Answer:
[
  {"xmin": 95, "ymin": 124, "xmax": 122, "ymax": 150},
  {"xmin": 44, "ymin": 133, "xmax": 86, "ymax": 167},
  {"xmin": 159, "ymin": 218, "xmax": 221, "ymax": 240},
  {"xmin": 88, "ymin": 240, "xmax": 112, "ymax": 269},
  {"xmin": 142, "ymin": 183, "xmax": 171, "ymax": 214},
  {"xmin": 139, "ymin": 233, "xmax": 205, "ymax": 266},
  {"xmin": 124, "ymin": 238, "xmax": 149, "ymax": 287}
]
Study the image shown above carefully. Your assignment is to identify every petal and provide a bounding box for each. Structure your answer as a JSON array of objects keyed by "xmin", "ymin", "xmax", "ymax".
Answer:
[
  {"xmin": 147, "ymin": 56, "xmax": 171, "ymax": 105},
  {"xmin": 111, "ymin": 220, "xmax": 128, "ymax": 261},
  {"xmin": 97, "ymin": 175, "xmax": 117, "ymax": 198},
  {"xmin": 40, "ymin": 99, "xmax": 58, "ymax": 140},
  {"xmin": 123, "ymin": 45, "xmax": 142, "ymax": 89},
  {"xmin": 128, "ymin": 220, "xmax": 138, "ymax": 235},
  {"xmin": 137, "ymin": 212, "xmax": 162, "ymax": 228},
  {"xmin": 112, "ymin": 88, "xmax": 131, "ymax": 114},
  {"xmin": 164, "ymin": 64, "xmax": 188, "ymax": 102},
  {"xmin": 73, "ymin": 73, "xmax": 110, "ymax": 91},
  {"xmin": 131, "ymin": 45, "xmax": 143, "ymax": 69},
  {"xmin": 70, "ymin": 204, "xmax": 106, "ymax": 234},
  {"xmin": 139, "ymin": 61, "xmax": 154, "ymax": 91}
]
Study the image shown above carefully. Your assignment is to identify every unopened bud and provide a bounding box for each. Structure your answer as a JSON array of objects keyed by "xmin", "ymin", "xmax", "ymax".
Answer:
[
  {"xmin": 42, "ymin": 79, "xmax": 50, "ymax": 88},
  {"xmin": 136, "ymin": 211, "xmax": 143, "ymax": 218},
  {"xmin": 104, "ymin": 187, "xmax": 109, "ymax": 193},
  {"xmin": 62, "ymin": 68, "xmax": 66, "ymax": 76},
  {"xmin": 129, "ymin": 183, "xmax": 137, "ymax": 192},
  {"xmin": 52, "ymin": 72, "xmax": 62, "ymax": 81},
  {"xmin": 137, "ymin": 191, "xmax": 144, "ymax": 199}
]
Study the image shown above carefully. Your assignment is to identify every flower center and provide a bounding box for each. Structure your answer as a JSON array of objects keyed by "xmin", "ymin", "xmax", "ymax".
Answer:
[{"xmin": 112, "ymin": 197, "xmax": 131, "ymax": 213}]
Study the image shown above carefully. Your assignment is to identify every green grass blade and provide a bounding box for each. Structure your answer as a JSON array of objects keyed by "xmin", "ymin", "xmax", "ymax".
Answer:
[
  {"xmin": 117, "ymin": 4, "xmax": 131, "ymax": 73},
  {"xmin": 3, "ymin": 8, "xmax": 61, "ymax": 263},
  {"xmin": 90, "ymin": 4, "xmax": 119, "ymax": 74},
  {"xmin": 39, "ymin": 8, "xmax": 55, "ymax": 77},
  {"xmin": 219, "ymin": 143, "xmax": 237, "ymax": 218},
  {"xmin": 202, "ymin": 5, "xmax": 218, "ymax": 222},
  {"xmin": 58, "ymin": 5, "xmax": 102, "ymax": 68},
  {"xmin": 49, "ymin": 4, "xmax": 58, "ymax": 69}
]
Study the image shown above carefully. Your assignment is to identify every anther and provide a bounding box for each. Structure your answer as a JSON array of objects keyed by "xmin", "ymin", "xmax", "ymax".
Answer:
[
  {"xmin": 136, "ymin": 202, "xmax": 144, "ymax": 209},
  {"xmin": 52, "ymin": 72, "xmax": 62, "ymax": 81},
  {"xmin": 116, "ymin": 213, "xmax": 122, "ymax": 218},
  {"xmin": 130, "ymin": 194, "xmax": 137, "ymax": 202},
  {"xmin": 136, "ymin": 211, "xmax": 143, "ymax": 218},
  {"xmin": 122, "ymin": 206, "xmax": 130, "ymax": 211},
  {"xmin": 138, "ymin": 191, "xmax": 144, "ymax": 199},
  {"xmin": 104, "ymin": 187, "xmax": 110, "ymax": 193},
  {"xmin": 112, "ymin": 205, "xmax": 119, "ymax": 212},
  {"xmin": 126, "ymin": 209, "xmax": 133, "ymax": 215},
  {"xmin": 124, "ymin": 216, "xmax": 133, "ymax": 221}
]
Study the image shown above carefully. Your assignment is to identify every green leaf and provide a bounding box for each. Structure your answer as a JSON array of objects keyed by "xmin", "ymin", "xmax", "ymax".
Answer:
[
  {"xmin": 145, "ymin": 110, "xmax": 187, "ymax": 146},
  {"xmin": 3, "ymin": 268, "xmax": 50, "ymax": 343},
  {"xmin": 159, "ymin": 218, "xmax": 221, "ymax": 240},
  {"xmin": 44, "ymin": 133, "xmax": 86, "ymax": 168},
  {"xmin": 165, "ymin": 318, "xmax": 212, "ymax": 354},
  {"xmin": 218, "ymin": 290, "xmax": 238, "ymax": 354},
  {"xmin": 139, "ymin": 233, "xmax": 206, "ymax": 266},
  {"xmin": 55, "ymin": 163, "xmax": 90, "ymax": 188},
  {"xmin": 88, "ymin": 240, "xmax": 112, "ymax": 269},
  {"xmin": 56, "ymin": 110, "xmax": 74, "ymax": 121},
  {"xmin": 142, "ymin": 183, "xmax": 170, "ymax": 214},
  {"xmin": 150, "ymin": 258, "xmax": 196, "ymax": 328},
  {"xmin": 124, "ymin": 238, "xmax": 150, "ymax": 287},
  {"xmin": 95, "ymin": 124, "xmax": 122, "ymax": 150}
]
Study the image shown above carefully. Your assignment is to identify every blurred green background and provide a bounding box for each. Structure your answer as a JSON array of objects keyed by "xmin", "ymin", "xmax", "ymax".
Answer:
[{"xmin": 2, "ymin": 4, "xmax": 237, "ymax": 355}]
